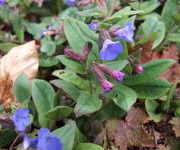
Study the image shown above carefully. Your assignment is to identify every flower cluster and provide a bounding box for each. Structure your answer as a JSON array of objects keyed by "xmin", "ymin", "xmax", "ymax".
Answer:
[
  {"xmin": 10, "ymin": 108, "xmax": 62, "ymax": 150},
  {"xmin": 99, "ymin": 22, "xmax": 134, "ymax": 60},
  {"xmin": 92, "ymin": 63, "xmax": 125, "ymax": 93}
]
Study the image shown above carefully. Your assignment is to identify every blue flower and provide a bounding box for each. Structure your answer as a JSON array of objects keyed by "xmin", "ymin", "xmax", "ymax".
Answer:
[
  {"xmin": 37, "ymin": 128, "xmax": 63, "ymax": 150},
  {"xmin": 21, "ymin": 128, "xmax": 63, "ymax": 150},
  {"xmin": 21, "ymin": 133, "xmax": 38, "ymax": 149},
  {"xmin": 100, "ymin": 39, "xmax": 123, "ymax": 60},
  {"xmin": 10, "ymin": 108, "xmax": 30, "ymax": 132},
  {"xmin": 66, "ymin": 0, "xmax": 77, "ymax": 6},
  {"xmin": 114, "ymin": 22, "xmax": 134, "ymax": 42},
  {"xmin": 88, "ymin": 23, "xmax": 99, "ymax": 31},
  {"xmin": 0, "ymin": 0, "xmax": 5, "ymax": 6}
]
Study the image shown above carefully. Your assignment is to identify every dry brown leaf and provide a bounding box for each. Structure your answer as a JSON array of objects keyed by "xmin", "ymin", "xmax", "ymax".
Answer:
[
  {"xmin": 105, "ymin": 107, "xmax": 155, "ymax": 150},
  {"xmin": 169, "ymin": 117, "xmax": 180, "ymax": 137},
  {"xmin": 0, "ymin": 40, "xmax": 39, "ymax": 109}
]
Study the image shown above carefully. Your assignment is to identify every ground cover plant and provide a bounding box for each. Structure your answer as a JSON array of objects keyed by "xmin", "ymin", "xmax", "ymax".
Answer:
[{"xmin": 0, "ymin": 0, "xmax": 180, "ymax": 149}]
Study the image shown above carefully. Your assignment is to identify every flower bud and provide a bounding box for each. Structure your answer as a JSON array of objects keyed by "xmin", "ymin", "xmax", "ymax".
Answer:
[
  {"xmin": 96, "ymin": 64, "xmax": 125, "ymax": 82},
  {"xmin": 64, "ymin": 48, "xmax": 84, "ymax": 61},
  {"xmin": 82, "ymin": 42, "xmax": 93, "ymax": 59},
  {"xmin": 91, "ymin": 64, "xmax": 114, "ymax": 93},
  {"xmin": 101, "ymin": 80, "xmax": 114, "ymax": 93},
  {"xmin": 136, "ymin": 66, "xmax": 143, "ymax": 74},
  {"xmin": 109, "ymin": 25, "xmax": 121, "ymax": 36}
]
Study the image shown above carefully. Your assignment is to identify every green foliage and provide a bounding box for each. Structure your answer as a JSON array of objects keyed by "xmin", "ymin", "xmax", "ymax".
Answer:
[
  {"xmin": 52, "ymin": 121, "xmax": 76, "ymax": 150},
  {"xmin": 32, "ymin": 79, "xmax": 56, "ymax": 127},
  {"xmin": 145, "ymin": 99, "xmax": 161, "ymax": 122},
  {"xmin": 13, "ymin": 73, "xmax": 31, "ymax": 103},
  {"xmin": 130, "ymin": 78, "xmax": 171, "ymax": 99},
  {"xmin": 112, "ymin": 84, "xmax": 137, "ymax": 111},
  {"xmin": 74, "ymin": 93, "xmax": 102, "ymax": 117},
  {"xmin": 124, "ymin": 59, "xmax": 175, "ymax": 85},
  {"xmin": 76, "ymin": 143, "xmax": 104, "ymax": 150},
  {"xmin": 137, "ymin": 16, "xmax": 165, "ymax": 48}
]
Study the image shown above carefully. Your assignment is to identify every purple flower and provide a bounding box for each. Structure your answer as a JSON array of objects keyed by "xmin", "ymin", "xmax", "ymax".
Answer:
[
  {"xmin": 111, "ymin": 71, "xmax": 125, "ymax": 82},
  {"xmin": 100, "ymin": 39, "xmax": 123, "ymax": 60},
  {"xmin": 66, "ymin": 0, "xmax": 77, "ymax": 6},
  {"xmin": 10, "ymin": 108, "xmax": 30, "ymax": 132},
  {"xmin": 88, "ymin": 23, "xmax": 99, "ymax": 31},
  {"xmin": 136, "ymin": 66, "xmax": 143, "ymax": 74},
  {"xmin": 114, "ymin": 22, "xmax": 134, "ymax": 42},
  {"xmin": 100, "ymin": 80, "xmax": 114, "ymax": 93},
  {"xmin": 21, "ymin": 128, "xmax": 63, "ymax": 150},
  {"xmin": 0, "ymin": 0, "xmax": 5, "ymax": 6}
]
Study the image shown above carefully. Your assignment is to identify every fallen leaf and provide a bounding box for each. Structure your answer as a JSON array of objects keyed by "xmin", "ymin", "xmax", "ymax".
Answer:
[
  {"xmin": 169, "ymin": 117, "xmax": 180, "ymax": 137},
  {"xmin": 105, "ymin": 107, "xmax": 155, "ymax": 150},
  {"xmin": 0, "ymin": 40, "xmax": 39, "ymax": 109}
]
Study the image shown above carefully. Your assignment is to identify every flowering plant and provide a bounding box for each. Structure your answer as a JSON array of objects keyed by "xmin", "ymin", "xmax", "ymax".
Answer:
[{"xmin": 0, "ymin": 0, "xmax": 179, "ymax": 150}]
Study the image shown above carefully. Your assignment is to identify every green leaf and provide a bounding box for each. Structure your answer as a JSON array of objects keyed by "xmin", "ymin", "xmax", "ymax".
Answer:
[
  {"xmin": 104, "ymin": 60, "xmax": 129, "ymax": 71},
  {"xmin": 32, "ymin": 79, "xmax": 55, "ymax": 127},
  {"xmin": 130, "ymin": 78, "xmax": 171, "ymax": 99},
  {"xmin": 77, "ymin": 7, "xmax": 102, "ymax": 17},
  {"xmin": 76, "ymin": 143, "xmax": 104, "ymax": 150},
  {"xmin": 130, "ymin": 0, "xmax": 160, "ymax": 14},
  {"xmin": 53, "ymin": 70, "xmax": 89, "ymax": 90},
  {"xmin": 41, "ymin": 36, "xmax": 56, "ymax": 56},
  {"xmin": 56, "ymin": 55, "xmax": 86, "ymax": 74},
  {"xmin": 140, "ymin": 16, "xmax": 165, "ymax": 48},
  {"xmin": 161, "ymin": 0, "xmax": 178, "ymax": 29},
  {"xmin": 172, "ymin": 13, "xmax": 180, "ymax": 24},
  {"xmin": 51, "ymin": 80, "xmax": 81, "ymax": 101},
  {"xmin": 161, "ymin": 82, "xmax": 177, "ymax": 113},
  {"xmin": 12, "ymin": 15, "xmax": 24, "ymax": 42},
  {"xmin": 24, "ymin": 21, "xmax": 45, "ymax": 39},
  {"xmin": 124, "ymin": 59, "xmax": 175, "ymax": 86},
  {"xmin": 105, "ymin": 6, "xmax": 144, "ymax": 22},
  {"xmin": 74, "ymin": 93, "xmax": 102, "ymax": 117},
  {"xmin": 145, "ymin": 99, "xmax": 161, "ymax": 122},
  {"xmin": 39, "ymin": 53, "xmax": 58, "ymax": 67},
  {"xmin": 112, "ymin": 84, "xmax": 137, "ymax": 111},
  {"xmin": 13, "ymin": 73, "xmax": 31, "ymax": 103},
  {"xmin": 166, "ymin": 33, "xmax": 180, "ymax": 42},
  {"xmin": 52, "ymin": 121, "xmax": 76, "ymax": 150},
  {"xmin": 0, "ymin": 43, "xmax": 18, "ymax": 53},
  {"xmin": 0, "ymin": 129, "xmax": 16, "ymax": 148},
  {"xmin": 64, "ymin": 17, "xmax": 98, "ymax": 54},
  {"xmin": 45, "ymin": 106, "xmax": 73, "ymax": 120}
]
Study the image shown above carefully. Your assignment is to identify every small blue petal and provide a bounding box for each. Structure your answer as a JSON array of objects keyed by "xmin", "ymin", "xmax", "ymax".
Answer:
[
  {"xmin": 11, "ymin": 108, "xmax": 30, "ymax": 132},
  {"xmin": 66, "ymin": 0, "xmax": 77, "ymax": 6},
  {"xmin": 100, "ymin": 39, "xmax": 123, "ymax": 60},
  {"xmin": 0, "ymin": 0, "xmax": 5, "ymax": 6},
  {"xmin": 21, "ymin": 133, "xmax": 38, "ymax": 149},
  {"xmin": 115, "ymin": 22, "xmax": 134, "ymax": 42},
  {"xmin": 37, "ymin": 128, "xmax": 63, "ymax": 150},
  {"xmin": 88, "ymin": 23, "xmax": 99, "ymax": 31}
]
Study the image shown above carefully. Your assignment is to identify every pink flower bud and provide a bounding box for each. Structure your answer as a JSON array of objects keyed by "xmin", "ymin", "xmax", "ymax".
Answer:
[
  {"xmin": 82, "ymin": 42, "xmax": 92, "ymax": 58},
  {"xmin": 111, "ymin": 71, "xmax": 125, "ymax": 82},
  {"xmin": 136, "ymin": 66, "xmax": 143, "ymax": 74},
  {"xmin": 64, "ymin": 48, "xmax": 84, "ymax": 61},
  {"xmin": 100, "ymin": 80, "xmax": 114, "ymax": 93},
  {"xmin": 96, "ymin": 64, "xmax": 125, "ymax": 82}
]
